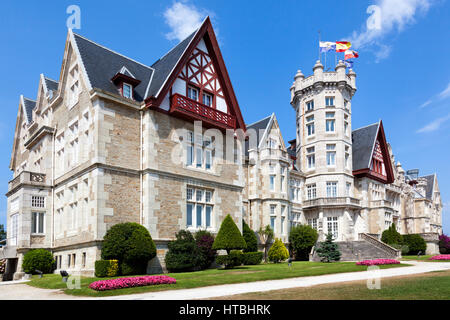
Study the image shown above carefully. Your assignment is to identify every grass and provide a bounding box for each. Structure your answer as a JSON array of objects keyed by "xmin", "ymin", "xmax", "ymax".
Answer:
[
  {"xmin": 215, "ymin": 269, "xmax": 450, "ymax": 300},
  {"xmin": 27, "ymin": 261, "xmax": 408, "ymax": 297}
]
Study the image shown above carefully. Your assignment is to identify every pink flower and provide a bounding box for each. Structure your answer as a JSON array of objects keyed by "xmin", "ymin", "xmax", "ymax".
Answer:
[
  {"xmin": 356, "ymin": 259, "xmax": 400, "ymax": 266},
  {"xmin": 89, "ymin": 275, "xmax": 176, "ymax": 291},
  {"xmin": 429, "ymin": 254, "xmax": 450, "ymax": 261}
]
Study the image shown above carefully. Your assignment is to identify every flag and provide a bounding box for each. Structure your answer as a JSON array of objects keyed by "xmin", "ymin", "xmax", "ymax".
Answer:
[
  {"xmin": 344, "ymin": 60, "xmax": 354, "ymax": 68},
  {"xmin": 344, "ymin": 50, "xmax": 359, "ymax": 60},
  {"xmin": 335, "ymin": 41, "xmax": 351, "ymax": 52},
  {"xmin": 319, "ymin": 41, "xmax": 336, "ymax": 53}
]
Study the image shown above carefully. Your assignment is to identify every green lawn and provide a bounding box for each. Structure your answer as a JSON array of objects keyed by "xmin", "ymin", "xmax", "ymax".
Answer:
[
  {"xmin": 216, "ymin": 270, "xmax": 450, "ymax": 300},
  {"xmin": 27, "ymin": 261, "xmax": 408, "ymax": 297}
]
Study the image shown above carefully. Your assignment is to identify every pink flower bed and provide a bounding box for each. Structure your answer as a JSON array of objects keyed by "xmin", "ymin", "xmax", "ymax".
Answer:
[
  {"xmin": 429, "ymin": 254, "xmax": 450, "ymax": 261},
  {"xmin": 89, "ymin": 275, "xmax": 176, "ymax": 291},
  {"xmin": 356, "ymin": 259, "xmax": 400, "ymax": 266}
]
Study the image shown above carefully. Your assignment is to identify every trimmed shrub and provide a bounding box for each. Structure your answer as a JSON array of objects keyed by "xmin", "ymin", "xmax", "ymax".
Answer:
[
  {"xmin": 216, "ymin": 250, "xmax": 243, "ymax": 269},
  {"xmin": 165, "ymin": 230, "xmax": 199, "ymax": 272},
  {"xmin": 212, "ymin": 215, "xmax": 246, "ymax": 254},
  {"xmin": 242, "ymin": 220, "xmax": 258, "ymax": 253},
  {"xmin": 381, "ymin": 223, "xmax": 403, "ymax": 246},
  {"xmin": 403, "ymin": 234, "xmax": 427, "ymax": 255},
  {"xmin": 194, "ymin": 230, "xmax": 216, "ymax": 270},
  {"xmin": 289, "ymin": 224, "xmax": 318, "ymax": 261},
  {"xmin": 316, "ymin": 233, "xmax": 341, "ymax": 262},
  {"xmin": 89, "ymin": 275, "xmax": 176, "ymax": 291},
  {"xmin": 101, "ymin": 222, "xmax": 156, "ymax": 275},
  {"xmin": 439, "ymin": 234, "xmax": 450, "ymax": 254},
  {"xmin": 391, "ymin": 244, "xmax": 409, "ymax": 256},
  {"xmin": 22, "ymin": 249, "xmax": 54, "ymax": 274},
  {"xmin": 95, "ymin": 260, "xmax": 119, "ymax": 277},
  {"xmin": 242, "ymin": 252, "xmax": 263, "ymax": 265},
  {"xmin": 268, "ymin": 238, "xmax": 289, "ymax": 263}
]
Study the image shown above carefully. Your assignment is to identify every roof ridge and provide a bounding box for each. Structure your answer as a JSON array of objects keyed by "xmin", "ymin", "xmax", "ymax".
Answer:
[
  {"xmin": 44, "ymin": 76, "xmax": 59, "ymax": 83},
  {"xmin": 72, "ymin": 32, "xmax": 155, "ymax": 71},
  {"xmin": 246, "ymin": 114, "xmax": 273, "ymax": 127},
  {"xmin": 352, "ymin": 122, "xmax": 379, "ymax": 132},
  {"xmin": 153, "ymin": 29, "xmax": 199, "ymax": 65},
  {"xmin": 23, "ymin": 97, "xmax": 36, "ymax": 102}
]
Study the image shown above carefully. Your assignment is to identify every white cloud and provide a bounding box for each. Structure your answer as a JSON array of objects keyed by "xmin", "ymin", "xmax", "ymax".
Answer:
[
  {"xmin": 438, "ymin": 82, "xmax": 450, "ymax": 100},
  {"xmin": 418, "ymin": 82, "xmax": 450, "ymax": 108},
  {"xmin": 416, "ymin": 113, "xmax": 450, "ymax": 133},
  {"xmin": 349, "ymin": 0, "xmax": 432, "ymax": 60},
  {"xmin": 419, "ymin": 100, "xmax": 432, "ymax": 108},
  {"xmin": 163, "ymin": 1, "xmax": 207, "ymax": 42}
]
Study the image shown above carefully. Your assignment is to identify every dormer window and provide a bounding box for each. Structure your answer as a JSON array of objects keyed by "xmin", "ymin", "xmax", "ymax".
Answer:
[
  {"xmin": 202, "ymin": 92, "xmax": 212, "ymax": 107},
  {"xmin": 188, "ymin": 86, "xmax": 199, "ymax": 101},
  {"xmin": 123, "ymin": 83, "xmax": 132, "ymax": 99}
]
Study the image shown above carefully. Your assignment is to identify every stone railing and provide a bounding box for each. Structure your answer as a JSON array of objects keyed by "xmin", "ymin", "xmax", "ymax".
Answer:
[
  {"xmin": 303, "ymin": 197, "xmax": 361, "ymax": 208},
  {"xmin": 359, "ymin": 233, "xmax": 401, "ymax": 259},
  {"xmin": 8, "ymin": 171, "xmax": 47, "ymax": 192},
  {"xmin": 259, "ymin": 147, "xmax": 289, "ymax": 161},
  {"xmin": 370, "ymin": 199, "xmax": 393, "ymax": 208},
  {"xmin": 418, "ymin": 232, "xmax": 439, "ymax": 242}
]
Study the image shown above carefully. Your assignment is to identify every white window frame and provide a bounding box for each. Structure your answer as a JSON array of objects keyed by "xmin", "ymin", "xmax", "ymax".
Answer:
[
  {"xmin": 326, "ymin": 181, "xmax": 338, "ymax": 198},
  {"xmin": 202, "ymin": 92, "xmax": 212, "ymax": 107},
  {"xmin": 186, "ymin": 187, "xmax": 214, "ymax": 230},
  {"xmin": 307, "ymin": 184, "xmax": 317, "ymax": 200},
  {"xmin": 122, "ymin": 83, "xmax": 132, "ymax": 99},
  {"xmin": 31, "ymin": 211, "xmax": 45, "ymax": 234},
  {"xmin": 326, "ymin": 144, "xmax": 336, "ymax": 167},
  {"xmin": 306, "ymin": 115, "xmax": 315, "ymax": 136},
  {"xmin": 307, "ymin": 146, "xmax": 315, "ymax": 169},
  {"xmin": 306, "ymin": 100, "xmax": 314, "ymax": 111},
  {"xmin": 327, "ymin": 216, "xmax": 339, "ymax": 239},
  {"xmin": 326, "ymin": 112, "xmax": 335, "ymax": 132},
  {"xmin": 188, "ymin": 86, "xmax": 199, "ymax": 101},
  {"xmin": 325, "ymin": 96, "xmax": 335, "ymax": 107}
]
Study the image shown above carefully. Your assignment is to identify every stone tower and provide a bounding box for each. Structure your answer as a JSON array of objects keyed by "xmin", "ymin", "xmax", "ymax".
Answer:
[{"xmin": 289, "ymin": 60, "xmax": 358, "ymax": 241}]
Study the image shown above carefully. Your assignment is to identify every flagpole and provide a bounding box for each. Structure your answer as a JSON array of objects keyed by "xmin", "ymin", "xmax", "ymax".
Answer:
[{"xmin": 318, "ymin": 30, "xmax": 321, "ymax": 63}]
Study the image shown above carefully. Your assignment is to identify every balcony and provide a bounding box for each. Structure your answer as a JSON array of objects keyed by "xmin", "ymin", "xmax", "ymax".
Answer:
[
  {"xmin": 259, "ymin": 147, "xmax": 289, "ymax": 162},
  {"xmin": 370, "ymin": 199, "xmax": 393, "ymax": 208},
  {"xmin": 8, "ymin": 171, "xmax": 47, "ymax": 194},
  {"xmin": 170, "ymin": 94, "xmax": 236, "ymax": 130},
  {"xmin": 303, "ymin": 197, "xmax": 361, "ymax": 209}
]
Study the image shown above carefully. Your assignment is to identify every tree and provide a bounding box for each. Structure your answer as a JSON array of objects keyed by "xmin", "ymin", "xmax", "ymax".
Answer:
[
  {"xmin": 381, "ymin": 223, "xmax": 403, "ymax": 245},
  {"xmin": 439, "ymin": 234, "xmax": 450, "ymax": 254},
  {"xmin": 165, "ymin": 230, "xmax": 199, "ymax": 272},
  {"xmin": 316, "ymin": 233, "xmax": 341, "ymax": 262},
  {"xmin": 194, "ymin": 230, "xmax": 216, "ymax": 270},
  {"xmin": 268, "ymin": 238, "xmax": 289, "ymax": 263},
  {"xmin": 257, "ymin": 225, "xmax": 274, "ymax": 263},
  {"xmin": 22, "ymin": 249, "xmax": 54, "ymax": 274},
  {"xmin": 242, "ymin": 220, "xmax": 258, "ymax": 253},
  {"xmin": 101, "ymin": 222, "xmax": 156, "ymax": 275},
  {"xmin": 212, "ymin": 215, "xmax": 246, "ymax": 254},
  {"xmin": 289, "ymin": 224, "xmax": 318, "ymax": 261}
]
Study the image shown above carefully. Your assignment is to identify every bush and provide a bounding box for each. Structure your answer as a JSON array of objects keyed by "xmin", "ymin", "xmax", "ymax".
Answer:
[
  {"xmin": 403, "ymin": 234, "xmax": 427, "ymax": 255},
  {"xmin": 391, "ymin": 244, "xmax": 409, "ymax": 256},
  {"xmin": 316, "ymin": 233, "xmax": 341, "ymax": 262},
  {"xmin": 216, "ymin": 250, "xmax": 243, "ymax": 269},
  {"xmin": 241, "ymin": 252, "xmax": 263, "ymax": 265},
  {"xmin": 242, "ymin": 220, "xmax": 258, "ymax": 253},
  {"xmin": 194, "ymin": 230, "xmax": 216, "ymax": 270},
  {"xmin": 439, "ymin": 234, "xmax": 450, "ymax": 254},
  {"xmin": 165, "ymin": 230, "xmax": 199, "ymax": 272},
  {"xmin": 22, "ymin": 249, "xmax": 54, "ymax": 274},
  {"xmin": 212, "ymin": 215, "xmax": 246, "ymax": 254},
  {"xmin": 381, "ymin": 223, "xmax": 403, "ymax": 246},
  {"xmin": 101, "ymin": 222, "xmax": 156, "ymax": 275},
  {"xmin": 268, "ymin": 238, "xmax": 289, "ymax": 263},
  {"xmin": 289, "ymin": 224, "xmax": 318, "ymax": 261},
  {"xmin": 95, "ymin": 260, "xmax": 119, "ymax": 277}
]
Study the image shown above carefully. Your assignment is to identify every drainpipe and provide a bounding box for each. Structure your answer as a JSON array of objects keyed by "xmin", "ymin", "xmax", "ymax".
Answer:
[
  {"xmin": 140, "ymin": 109, "xmax": 143, "ymax": 226},
  {"xmin": 51, "ymin": 125, "xmax": 56, "ymax": 248}
]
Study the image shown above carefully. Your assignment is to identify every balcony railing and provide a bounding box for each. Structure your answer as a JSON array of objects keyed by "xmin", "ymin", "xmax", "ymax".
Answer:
[
  {"xmin": 370, "ymin": 199, "xmax": 393, "ymax": 208},
  {"xmin": 259, "ymin": 147, "xmax": 289, "ymax": 161},
  {"xmin": 170, "ymin": 94, "xmax": 236, "ymax": 130},
  {"xmin": 8, "ymin": 171, "xmax": 47, "ymax": 192},
  {"xmin": 303, "ymin": 197, "xmax": 361, "ymax": 208}
]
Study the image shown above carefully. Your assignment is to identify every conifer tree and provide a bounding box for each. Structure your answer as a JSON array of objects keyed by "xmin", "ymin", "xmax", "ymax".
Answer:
[
  {"xmin": 316, "ymin": 233, "xmax": 341, "ymax": 262},
  {"xmin": 212, "ymin": 214, "xmax": 246, "ymax": 254}
]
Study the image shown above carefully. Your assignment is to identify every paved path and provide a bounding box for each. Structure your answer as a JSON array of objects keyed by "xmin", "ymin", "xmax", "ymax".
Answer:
[{"xmin": 0, "ymin": 261, "xmax": 449, "ymax": 300}]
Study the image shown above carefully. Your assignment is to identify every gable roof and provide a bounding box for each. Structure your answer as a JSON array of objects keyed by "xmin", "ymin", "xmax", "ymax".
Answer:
[
  {"xmin": 44, "ymin": 77, "xmax": 59, "ymax": 92},
  {"xmin": 420, "ymin": 174, "xmax": 436, "ymax": 200},
  {"xmin": 21, "ymin": 95, "xmax": 36, "ymax": 123},
  {"xmin": 352, "ymin": 122, "xmax": 379, "ymax": 171},
  {"xmin": 72, "ymin": 32, "xmax": 154, "ymax": 102}
]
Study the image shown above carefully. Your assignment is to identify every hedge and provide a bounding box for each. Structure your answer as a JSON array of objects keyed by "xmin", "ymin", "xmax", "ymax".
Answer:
[
  {"xmin": 242, "ymin": 220, "xmax": 258, "ymax": 253},
  {"xmin": 22, "ymin": 249, "xmax": 54, "ymax": 274},
  {"xmin": 165, "ymin": 230, "xmax": 200, "ymax": 272},
  {"xmin": 95, "ymin": 260, "xmax": 119, "ymax": 277},
  {"xmin": 216, "ymin": 250, "xmax": 243, "ymax": 269},
  {"xmin": 403, "ymin": 234, "xmax": 426, "ymax": 255},
  {"xmin": 241, "ymin": 252, "xmax": 263, "ymax": 265}
]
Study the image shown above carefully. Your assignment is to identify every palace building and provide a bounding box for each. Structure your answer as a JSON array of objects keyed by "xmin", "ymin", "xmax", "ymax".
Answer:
[{"xmin": 1, "ymin": 18, "xmax": 443, "ymax": 279}]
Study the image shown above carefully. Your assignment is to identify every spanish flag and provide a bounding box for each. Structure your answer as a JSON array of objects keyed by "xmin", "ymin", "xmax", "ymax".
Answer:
[{"xmin": 335, "ymin": 41, "xmax": 351, "ymax": 52}]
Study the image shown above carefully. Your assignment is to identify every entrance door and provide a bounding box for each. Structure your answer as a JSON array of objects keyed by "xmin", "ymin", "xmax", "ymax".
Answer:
[{"xmin": 3, "ymin": 258, "xmax": 18, "ymax": 281}]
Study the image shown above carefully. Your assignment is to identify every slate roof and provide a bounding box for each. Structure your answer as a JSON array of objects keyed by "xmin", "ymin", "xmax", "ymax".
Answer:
[
  {"xmin": 72, "ymin": 33, "xmax": 154, "ymax": 102},
  {"xmin": 22, "ymin": 97, "xmax": 36, "ymax": 123},
  {"xmin": 352, "ymin": 122, "xmax": 380, "ymax": 171},
  {"xmin": 44, "ymin": 77, "xmax": 59, "ymax": 92},
  {"xmin": 420, "ymin": 174, "xmax": 435, "ymax": 200},
  {"xmin": 244, "ymin": 114, "xmax": 273, "ymax": 155}
]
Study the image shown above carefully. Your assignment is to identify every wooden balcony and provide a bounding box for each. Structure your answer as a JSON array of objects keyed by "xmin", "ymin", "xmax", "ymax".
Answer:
[{"xmin": 170, "ymin": 94, "xmax": 236, "ymax": 130}]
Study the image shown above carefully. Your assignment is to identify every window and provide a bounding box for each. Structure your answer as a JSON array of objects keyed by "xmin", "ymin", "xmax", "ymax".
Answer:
[
  {"xmin": 270, "ymin": 175, "xmax": 275, "ymax": 191},
  {"xmin": 290, "ymin": 179, "xmax": 301, "ymax": 202},
  {"xmin": 10, "ymin": 214, "xmax": 18, "ymax": 246},
  {"xmin": 188, "ymin": 86, "xmax": 199, "ymax": 101},
  {"xmin": 326, "ymin": 144, "xmax": 336, "ymax": 166},
  {"xmin": 270, "ymin": 217, "xmax": 276, "ymax": 232},
  {"xmin": 306, "ymin": 100, "xmax": 314, "ymax": 111},
  {"xmin": 307, "ymin": 184, "xmax": 317, "ymax": 200},
  {"xmin": 306, "ymin": 115, "xmax": 315, "ymax": 136},
  {"xmin": 385, "ymin": 212, "xmax": 392, "ymax": 229},
  {"xmin": 308, "ymin": 218, "xmax": 318, "ymax": 230},
  {"xmin": 280, "ymin": 166, "xmax": 286, "ymax": 192},
  {"xmin": 325, "ymin": 97, "xmax": 335, "ymax": 107},
  {"xmin": 186, "ymin": 187, "xmax": 214, "ymax": 229},
  {"xmin": 326, "ymin": 112, "xmax": 335, "ymax": 132},
  {"xmin": 270, "ymin": 205, "xmax": 276, "ymax": 233},
  {"xmin": 346, "ymin": 182, "xmax": 352, "ymax": 196},
  {"xmin": 270, "ymin": 204, "xmax": 276, "ymax": 215},
  {"xmin": 326, "ymin": 182, "xmax": 338, "ymax": 198},
  {"xmin": 82, "ymin": 252, "xmax": 86, "ymax": 268},
  {"xmin": 281, "ymin": 217, "xmax": 285, "ymax": 234},
  {"xmin": 345, "ymin": 146, "xmax": 350, "ymax": 169},
  {"xmin": 31, "ymin": 196, "xmax": 45, "ymax": 208},
  {"xmin": 327, "ymin": 217, "xmax": 339, "ymax": 239},
  {"xmin": 31, "ymin": 212, "xmax": 45, "ymax": 234},
  {"xmin": 185, "ymin": 131, "xmax": 214, "ymax": 170},
  {"xmin": 268, "ymin": 138, "xmax": 277, "ymax": 149},
  {"xmin": 72, "ymin": 254, "xmax": 76, "ymax": 268},
  {"xmin": 67, "ymin": 255, "xmax": 71, "ymax": 268},
  {"xmin": 344, "ymin": 115, "xmax": 349, "ymax": 136},
  {"xmin": 123, "ymin": 83, "xmax": 132, "ymax": 99},
  {"xmin": 68, "ymin": 65, "xmax": 79, "ymax": 108},
  {"xmin": 307, "ymin": 147, "xmax": 315, "ymax": 169},
  {"xmin": 202, "ymin": 92, "xmax": 212, "ymax": 107}
]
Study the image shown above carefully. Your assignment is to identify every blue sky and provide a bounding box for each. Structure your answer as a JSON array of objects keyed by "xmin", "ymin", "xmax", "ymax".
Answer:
[{"xmin": 0, "ymin": 0, "xmax": 449, "ymax": 233}]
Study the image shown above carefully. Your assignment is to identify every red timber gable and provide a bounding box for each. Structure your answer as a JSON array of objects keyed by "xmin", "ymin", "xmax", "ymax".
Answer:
[
  {"xmin": 353, "ymin": 121, "xmax": 394, "ymax": 184},
  {"xmin": 145, "ymin": 17, "xmax": 246, "ymax": 131}
]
